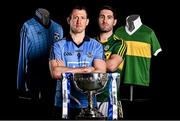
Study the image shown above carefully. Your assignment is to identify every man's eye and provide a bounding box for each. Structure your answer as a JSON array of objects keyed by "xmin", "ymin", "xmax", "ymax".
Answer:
[
  {"xmin": 108, "ymin": 16, "xmax": 113, "ymax": 19},
  {"xmin": 81, "ymin": 17, "xmax": 87, "ymax": 19},
  {"xmin": 99, "ymin": 16, "xmax": 104, "ymax": 19},
  {"xmin": 73, "ymin": 17, "xmax": 78, "ymax": 19}
]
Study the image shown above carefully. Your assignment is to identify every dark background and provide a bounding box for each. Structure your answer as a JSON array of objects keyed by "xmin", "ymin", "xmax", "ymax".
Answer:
[{"xmin": 0, "ymin": 0, "xmax": 178, "ymax": 119}]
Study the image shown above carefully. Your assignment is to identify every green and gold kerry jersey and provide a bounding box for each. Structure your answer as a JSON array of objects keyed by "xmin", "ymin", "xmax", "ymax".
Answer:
[{"xmin": 114, "ymin": 25, "xmax": 162, "ymax": 86}]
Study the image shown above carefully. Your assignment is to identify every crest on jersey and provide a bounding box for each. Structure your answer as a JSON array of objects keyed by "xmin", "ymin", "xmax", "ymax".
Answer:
[
  {"xmin": 54, "ymin": 32, "xmax": 60, "ymax": 41},
  {"xmin": 87, "ymin": 52, "xmax": 93, "ymax": 58},
  {"xmin": 104, "ymin": 45, "xmax": 110, "ymax": 51}
]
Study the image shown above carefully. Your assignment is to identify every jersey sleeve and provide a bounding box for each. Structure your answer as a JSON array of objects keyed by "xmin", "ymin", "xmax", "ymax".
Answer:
[
  {"xmin": 49, "ymin": 41, "xmax": 63, "ymax": 60},
  {"xmin": 52, "ymin": 21, "xmax": 64, "ymax": 41},
  {"xmin": 94, "ymin": 41, "xmax": 105, "ymax": 60},
  {"xmin": 150, "ymin": 30, "xmax": 162, "ymax": 56},
  {"xmin": 17, "ymin": 23, "xmax": 28, "ymax": 91},
  {"xmin": 113, "ymin": 35, "xmax": 127, "ymax": 59}
]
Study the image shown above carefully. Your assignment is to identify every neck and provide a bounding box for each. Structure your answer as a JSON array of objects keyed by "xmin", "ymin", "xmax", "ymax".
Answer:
[
  {"xmin": 99, "ymin": 31, "xmax": 113, "ymax": 42},
  {"xmin": 125, "ymin": 15, "xmax": 142, "ymax": 35},
  {"xmin": 70, "ymin": 31, "xmax": 85, "ymax": 45}
]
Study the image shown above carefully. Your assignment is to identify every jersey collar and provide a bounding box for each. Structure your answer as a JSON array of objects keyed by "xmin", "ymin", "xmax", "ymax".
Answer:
[{"xmin": 66, "ymin": 34, "xmax": 90, "ymax": 47}]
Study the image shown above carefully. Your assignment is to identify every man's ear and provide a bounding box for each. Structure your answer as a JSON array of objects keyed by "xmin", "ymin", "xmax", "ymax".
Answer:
[
  {"xmin": 67, "ymin": 17, "xmax": 70, "ymax": 24},
  {"xmin": 86, "ymin": 18, "xmax": 89, "ymax": 26},
  {"xmin": 113, "ymin": 19, "xmax": 117, "ymax": 26}
]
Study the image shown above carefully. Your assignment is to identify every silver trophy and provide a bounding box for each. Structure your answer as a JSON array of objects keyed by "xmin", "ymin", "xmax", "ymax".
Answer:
[{"xmin": 73, "ymin": 73, "xmax": 108, "ymax": 119}]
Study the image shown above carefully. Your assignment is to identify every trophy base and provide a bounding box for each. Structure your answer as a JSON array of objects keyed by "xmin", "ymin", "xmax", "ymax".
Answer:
[{"xmin": 76, "ymin": 108, "xmax": 106, "ymax": 120}]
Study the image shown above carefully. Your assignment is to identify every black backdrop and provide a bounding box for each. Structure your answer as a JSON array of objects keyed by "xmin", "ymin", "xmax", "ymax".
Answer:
[{"xmin": 0, "ymin": 0, "xmax": 178, "ymax": 119}]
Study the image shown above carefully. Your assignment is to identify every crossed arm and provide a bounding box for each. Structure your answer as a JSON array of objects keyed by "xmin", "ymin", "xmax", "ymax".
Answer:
[
  {"xmin": 106, "ymin": 54, "xmax": 123, "ymax": 72},
  {"xmin": 49, "ymin": 59, "xmax": 106, "ymax": 79}
]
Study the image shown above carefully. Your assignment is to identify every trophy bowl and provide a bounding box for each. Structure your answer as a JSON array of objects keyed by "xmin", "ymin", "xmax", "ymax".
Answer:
[
  {"xmin": 72, "ymin": 73, "xmax": 109, "ymax": 119},
  {"xmin": 73, "ymin": 73, "xmax": 108, "ymax": 92}
]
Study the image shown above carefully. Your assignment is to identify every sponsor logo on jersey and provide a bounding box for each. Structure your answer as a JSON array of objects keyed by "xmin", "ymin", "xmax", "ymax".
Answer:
[
  {"xmin": 87, "ymin": 52, "xmax": 93, "ymax": 58},
  {"xmin": 64, "ymin": 52, "xmax": 73, "ymax": 56}
]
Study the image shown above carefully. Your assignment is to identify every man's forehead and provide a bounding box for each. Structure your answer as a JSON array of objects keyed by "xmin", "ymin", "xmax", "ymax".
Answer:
[
  {"xmin": 72, "ymin": 9, "xmax": 86, "ymax": 14},
  {"xmin": 100, "ymin": 9, "xmax": 113, "ymax": 15}
]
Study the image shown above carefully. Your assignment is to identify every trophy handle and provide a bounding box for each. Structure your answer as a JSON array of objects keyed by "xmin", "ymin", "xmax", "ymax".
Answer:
[
  {"xmin": 73, "ymin": 79, "xmax": 85, "ymax": 93},
  {"xmin": 72, "ymin": 73, "xmax": 89, "ymax": 93},
  {"xmin": 95, "ymin": 73, "xmax": 109, "ymax": 94}
]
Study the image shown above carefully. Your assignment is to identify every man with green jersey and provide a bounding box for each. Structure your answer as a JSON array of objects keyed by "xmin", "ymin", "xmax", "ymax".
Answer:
[{"xmin": 95, "ymin": 5, "xmax": 127, "ymax": 119}]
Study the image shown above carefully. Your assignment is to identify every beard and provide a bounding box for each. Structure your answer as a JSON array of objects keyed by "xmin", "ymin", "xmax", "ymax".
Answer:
[
  {"xmin": 99, "ymin": 25, "xmax": 113, "ymax": 33},
  {"xmin": 71, "ymin": 27, "xmax": 84, "ymax": 33}
]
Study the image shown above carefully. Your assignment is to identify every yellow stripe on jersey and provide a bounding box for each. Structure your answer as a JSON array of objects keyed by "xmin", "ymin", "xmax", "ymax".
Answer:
[
  {"xmin": 126, "ymin": 41, "xmax": 151, "ymax": 58},
  {"xmin": 113, "ymin": 35, "xmax": 126, "ymax": 57},
  {"xmin": 118, "ymin": 59, "xmax": 124, "ymax": 70},
  {"xmin": 118, "ymin": 39, "xmax": 126, "ymax": 57},
  {"xmin": 113, "ymin": 35, "xmax": 126, "ymax": 70}
]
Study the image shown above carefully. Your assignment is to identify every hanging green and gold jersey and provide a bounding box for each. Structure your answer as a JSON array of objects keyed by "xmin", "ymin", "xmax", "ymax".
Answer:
[{"xmin": 114, "ymin": 25, "xmax": 162, "ymax": 86}]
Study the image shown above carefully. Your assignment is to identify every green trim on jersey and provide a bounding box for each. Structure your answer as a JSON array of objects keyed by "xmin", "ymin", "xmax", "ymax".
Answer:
[
  {"xmin": 95, "ymin": 34, "xmax": 127, "ymax": 101},
  {"xmin": 114, "ymin": 25, "xmax": 161, "ymax": 86}
]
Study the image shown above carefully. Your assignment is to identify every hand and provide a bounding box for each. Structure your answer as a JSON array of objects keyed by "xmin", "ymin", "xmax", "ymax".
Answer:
[{"xmin": 82, "ymin": 67, "xmax": 95, "ymax": 73}]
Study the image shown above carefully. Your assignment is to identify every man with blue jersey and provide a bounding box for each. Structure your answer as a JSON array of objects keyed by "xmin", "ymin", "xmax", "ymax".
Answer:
[
  {"xmin": 49, "ymin": 5, "xmax": 106, "ymax": 119},
  {"xmin": 17, "ymin": 8, "xmax": 63, "ymax": 115}
]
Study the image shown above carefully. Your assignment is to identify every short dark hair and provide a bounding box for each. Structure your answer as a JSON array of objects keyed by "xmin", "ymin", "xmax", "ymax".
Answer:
[
  {"xmin": 68, "ymin": 5, "xmax": 89, "ymax": 19},
  {"xmin": 99, "ymin": 5, "xmax": 117, "ymax": 19}
]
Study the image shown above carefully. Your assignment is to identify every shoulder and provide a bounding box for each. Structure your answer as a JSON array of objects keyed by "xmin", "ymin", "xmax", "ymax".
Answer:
[
  {"xmin": 139, "ymin": 25, "xmax": 155, "ymax": 35},
  {"xmin": 89, "ymin": 37, "xmax": 101, "ymax": 45},
  {"xmin": 56, "ymin": 37, "xmax": 67, "ymax": 43},
  {"xmin": 89, "ymin": 37, "xmax": 98, "ymax": 42},
  {"xmin": 50, "ymin": 20, "xmax": 63, "ymax": 28},
  {"xmin": 112, "ymin": 34, "xmax": 126, "ymax": 45},
  {"xmin": 115, "ymin": 26, "xmax": 125, "ymax": 33},
  {"xmin": 21, "ymin": 18, "xmax": 38, "ymax": 33},
  {"xmin": 142, "ymin": 25, "xmax": 153, "ymax": 31},
  {"xmin": 23, "ymin": 18, "xmax": 36, "ymax": 27},
  {"xmin": 53, "ymin": 39, "xmax": 64, "ymax": 49}
]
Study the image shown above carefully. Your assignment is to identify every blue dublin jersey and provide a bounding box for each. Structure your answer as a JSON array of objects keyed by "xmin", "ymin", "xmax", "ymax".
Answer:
[
  {"xmin": 50, "ymin": 35, "xmax": 105, "ymax": 108},
  {"xmin": 17, "ymin": 17, "xmax": 63, "ymax": 92}
]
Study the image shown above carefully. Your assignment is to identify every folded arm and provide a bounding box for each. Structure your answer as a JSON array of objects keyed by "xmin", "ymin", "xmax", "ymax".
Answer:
[
  {"xmin": 49, "ymin": 59, "xmax": 106, "ymax": 80},
  {"xmin": 106, "ymin": 54, "xmax": 123, "ymax": 72}
]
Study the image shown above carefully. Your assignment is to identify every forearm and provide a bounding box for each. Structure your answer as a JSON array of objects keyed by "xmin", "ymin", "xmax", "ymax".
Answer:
[
  {"xmin": 93, "ymin": 60, "xmax": 107, "ymax": 73},
  {"xmin": 52, "ymin": 66, "xmax": 95, "ymax": 79},
  {"xmin": 93, "ymin": 68, "xmax": 106, "ymax": 73},
  {"xmin": 106, "ymin": 60, "xmax": 118, "ymax": 72},
  {"xmin": 106, "ymin": 54, "xmax": 123, "ymax": 72}
]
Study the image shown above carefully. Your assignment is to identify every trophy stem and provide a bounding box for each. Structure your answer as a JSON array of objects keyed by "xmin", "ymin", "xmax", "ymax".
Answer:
[{"xmin": 88, "ymin": 91, "xmax": 94, "ymax": 110}]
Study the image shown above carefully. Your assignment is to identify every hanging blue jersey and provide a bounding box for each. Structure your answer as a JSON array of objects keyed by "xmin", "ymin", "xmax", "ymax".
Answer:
[
  {"xmin": 17, "ymin": 17, "xmax": 63, "ymax": 92},
  {"xmin": 50, "ymin": 35, "xmax": 105, "ymax": 108}
]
